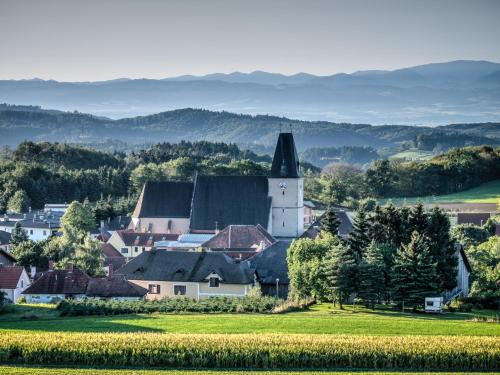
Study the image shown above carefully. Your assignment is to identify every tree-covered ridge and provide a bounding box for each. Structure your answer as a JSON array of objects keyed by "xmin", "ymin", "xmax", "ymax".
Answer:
[{"xmin": 0, "ymin": 105, "xmax": 499, "ymax": 150}]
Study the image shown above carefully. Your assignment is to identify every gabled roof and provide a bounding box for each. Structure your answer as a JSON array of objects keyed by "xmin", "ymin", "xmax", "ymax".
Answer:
[
  {"xmin": 457, "ymin": 212, "xmax": 490, "ymax": 226},
  {"xmin": 116, "ymin": 230, "xmax": 179, "ymax": 247},
  {"xmin": 22, "ymin": 269, "xmax": 90, "ymax": 295},
  {"xmin": 301, "ymin": 210, "xmax": 353, "ymax": 239},
  {"xmin": 86, "ymin": 275, "xmax": 147, "ymax": 298},
  {"xmin": 190, "ymin": 175, "xmax": 271, "ymax": 231},
  {"xmin": 0, "ymin": 249, "xmax": 16, "ymax": 263},
  {"xmin": 117, "ymin": 250, "xmax": 254, "ymax": 284},
  {"xmin": 104, "ymin": 215, "xmax": 132, "ymax": 231},
  {"xmin": 247, "ymin": 241, "xmax": 291, "ymax": 285},
  {"xmin": 202, "ymin": 224, "xmax": 276, "ymax": 250},
  {"xmin": 0, "ymin": 266, "xmax": 25, "ymax": 289},
  {"xmin": 104, "ymin": 257, "xmax": 127, "ymax": 272},
  {"xmin": 103, "ymin": 243, "xmax": 122, "ymax": 258},
  {"xmin": 270, "ymin": 133, "xmax": 300, "ymax": 178},
  {"xmin": 0, "ymin": 230, "xmax": 11, "ymax": 245},
  {"xmin": 132, "ymin": 181, "xmax": 194, "ymax": 218}
]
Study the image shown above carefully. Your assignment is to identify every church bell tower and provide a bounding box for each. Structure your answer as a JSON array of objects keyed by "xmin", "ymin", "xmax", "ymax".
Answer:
[{"xmin": 268, "ymin": 132, "xmax": 304, "ymax": 238}]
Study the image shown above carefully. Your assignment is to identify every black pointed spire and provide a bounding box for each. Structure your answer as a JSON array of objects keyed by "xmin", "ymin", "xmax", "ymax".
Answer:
[{"xmin": 270, "ymin": 132, "xmax": 300, "ymax": 178}]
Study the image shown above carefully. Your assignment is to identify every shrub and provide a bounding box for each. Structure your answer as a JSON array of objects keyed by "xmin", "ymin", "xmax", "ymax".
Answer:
[
  {"xmin": 0, "ymin": 332, "xmax": 497, "ymax": 371},
  {"xmin": 57, "ymin": 296, "xmax": 282, "ymax": 316}
]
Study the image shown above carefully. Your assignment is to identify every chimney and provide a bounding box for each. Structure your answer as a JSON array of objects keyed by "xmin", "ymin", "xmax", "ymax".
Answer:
[
  {"xmin": 67, "ymin": 262, "xmax": 73, "ymax": 273},
  {"xmin": 107, "ymin": 264, "xmax": 113, "ymax": 279},
  {"xmin": 28, "ymin": 206, "xmax": 32, "ymax": 213},
  {"xmin": 48, "ymin": 260, "xmax": 54, "ymax": 271},
  {"xmin": 100, "ymin": 220, "xmax": 105, "ymax": 229},
  {"xmin": 30, "ymin": 265, "xmax": 36, "ymax": 278}
]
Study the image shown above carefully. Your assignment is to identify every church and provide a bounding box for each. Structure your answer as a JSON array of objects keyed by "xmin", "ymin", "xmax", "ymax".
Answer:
[{"xmin": 130, "ymin": 132, "xmax": 305, "ymax": 239}]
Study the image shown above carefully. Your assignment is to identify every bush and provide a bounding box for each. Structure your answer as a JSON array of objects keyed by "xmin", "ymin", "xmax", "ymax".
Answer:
[
  {"xmin": 459, "ymin": 296, "xmax": 499, "ymax": 310},
  {"xmin": 57, "ymin": 296, "xmax": 282, "ymax": 316},
  {"xmin": 0, "ymin": 332, "xmax": 497, "ymax": 370}
]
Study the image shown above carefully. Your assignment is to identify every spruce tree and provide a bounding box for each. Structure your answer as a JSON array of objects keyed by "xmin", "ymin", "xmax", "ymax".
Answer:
[
  {"xmin": 382, "ymin": 203, "xmax": 403, "ymax": 247},
  {"xmin": 368, "ymin": 204, "xmax": 386, "ymax": 244},
  {"xmin": 348, "ymin": 206, "xmax": 371, "ymax": 262},
  {"xmin": 426, "ymin": 207, "xmax": 458, "ymax": 292},
  {"xmin": 321, "ymin": 206, "xmax": 341, "ymax": 235},
  {"xmin": 323, "ymin": 240, "xmax": 358, "ymax": 309},
  {"xmin": 392, "ymin": 231, "xmax": 438, "ymax": 310},
  {"xmin": 359, "ymin": 241, "xmax": 385, "ymax": 308},
  {"xmin": 409, "ymin": 202, "xmax": 428, "ymax": 234},
  {"xmin": 11, "ymin": 221, "xmax": 28, "ymax": 246}
]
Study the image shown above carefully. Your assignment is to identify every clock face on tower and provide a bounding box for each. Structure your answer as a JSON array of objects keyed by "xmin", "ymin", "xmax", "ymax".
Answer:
[{"xmin": 279, "ymin": 181, "xmax": 287, "ymax": 190}]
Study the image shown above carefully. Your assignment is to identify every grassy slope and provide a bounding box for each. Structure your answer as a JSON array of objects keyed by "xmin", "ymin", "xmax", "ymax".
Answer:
[
  {"xmin": 389, "ymin": 149, "xmax": 435, "ymax": 161},
  {"xmin": 383, "ymin": 179, "xmax": 500, "ymax": 205},
  {"xmin": 0, "ymin": 367, "xmax": 489, "ymax": 375},
  {"xmin": 0, "ymin": 303, "xmax": 498, "ymax": 336}
]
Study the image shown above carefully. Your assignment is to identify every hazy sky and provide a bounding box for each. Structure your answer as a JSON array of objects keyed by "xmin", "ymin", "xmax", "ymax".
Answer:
[{"xmin": 1, "ymin": 0, "xmax": 500, "ymax": 81}]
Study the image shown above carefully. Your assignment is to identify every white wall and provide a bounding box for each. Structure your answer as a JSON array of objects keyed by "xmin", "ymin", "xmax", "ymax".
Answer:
[
  {"xmin": 25, "ymin": 294, "xmax": 86, "ymax": 303},
  {"xmin": 0, "ymin": 225, "xmax": 54, "ymax": 241},
  {"xmin": 268, "ymin": 178, "xmax": 304, "ymax": 238}
]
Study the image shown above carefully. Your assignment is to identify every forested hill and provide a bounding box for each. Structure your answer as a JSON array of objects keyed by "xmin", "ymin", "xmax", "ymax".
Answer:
[{"xmin": 0, "ymin": 104, "xmax": 499, "ymax": 151}]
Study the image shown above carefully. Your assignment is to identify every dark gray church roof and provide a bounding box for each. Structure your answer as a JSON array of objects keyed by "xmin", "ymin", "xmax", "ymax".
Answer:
[
  {"xmin": 132, "ymin": 181, "xmax": 194, "ymax": 218},
  {"xmin": 247, "ymin": 240, "xmax": 291, "ymax": 285},
  {"xmin": 190, "ymin": 175, "xmax": 271, "ymax": 231},
  {"xmin": 117, "ymin": 250, "xmax": 254, "ymax": 284},
  {"xmin": 270, "ymin": 133, "xmax": 300, "ymax": 178}
]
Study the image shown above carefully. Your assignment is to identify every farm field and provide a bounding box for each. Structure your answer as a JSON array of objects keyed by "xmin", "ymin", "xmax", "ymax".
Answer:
[
  {"xmin": 0, "ymin": 303, "xmax": 499, "ymax": 336},
  {"xmin": 0, "ymin": 368, "xmax": 494, "ymax": 375},
  {"xmin": 389, "ymin": 149, "xmax": 435, "ymax": 161},
  {"xmin": 382, "ymin": 179, "xmax": 500, "ymax": 205},
  {"xmin": 0, "ymin": 368, "xmax": 492, "ymax": 375}
]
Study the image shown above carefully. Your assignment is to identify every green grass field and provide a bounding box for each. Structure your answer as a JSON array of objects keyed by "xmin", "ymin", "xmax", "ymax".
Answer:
[
  {"xmin": 389, "ymin": 149, "xmax": 435, "ymax": 161},
  {"xmin": 383, "ymin": 179, "xmax": 500, "ymax": 205},
  {"xmin": 0, "ymin": 303, "xmax": 498, "ymax": 336},
  {"xmin": 0, "ymin": 367, "xmax": 490, "ymax": 375}
]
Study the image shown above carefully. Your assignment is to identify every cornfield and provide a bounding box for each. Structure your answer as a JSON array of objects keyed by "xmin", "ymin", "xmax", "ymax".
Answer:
[{"xmin": 0, "ymin": 333, "xmax": 498, "ymax": 370}]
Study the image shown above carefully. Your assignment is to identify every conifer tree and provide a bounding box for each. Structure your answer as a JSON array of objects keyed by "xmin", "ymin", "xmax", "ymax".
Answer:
[
  {"xmin": 368, "ymin": 204, "xmax": 386, "ymax": 244},
  {"xmin": 409, "ymin": 202, "xmax": 428, "ymax": 234},
  {"xmin": 322, "ymin": 240, "xmax": 358, "ymax": 309},
  {"xmin": 426, "ymin": 207, "xmax": 457, "ymax": 292},
  {"xmin": 11, "ymin": 221, "xmax": 28, "ymax": 246},
  {"xmin": 348, "ymin": 206, "xmax": 371, "ymax": 262},
  {"xmin": 321, "ymin": 206, "xmax": 341, "ymax": 235},
  {"xmin": 392, "ymin": 231, "xmax": 438, "ymax": 310},
  {"xmin": 359, "ymin": 241, "xmax": 385, "ymax": 308}
]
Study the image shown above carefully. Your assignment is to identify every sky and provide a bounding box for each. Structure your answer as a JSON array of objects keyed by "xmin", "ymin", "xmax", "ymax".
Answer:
[{"xmin": 1, "ymin": 0, "xmax": 500, "ymax": 81}]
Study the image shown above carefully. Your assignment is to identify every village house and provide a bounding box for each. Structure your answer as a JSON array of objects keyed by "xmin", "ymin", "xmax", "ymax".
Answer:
[
  {"xmin": 23, "ymin": 262, "xmax": 147, "ymax": 303},
  {"xmin": 106, "ymin": 230, "xmax": 178, "ymax": 258},
  {"xmin": 444, "ymin": 244, "xmax": 472, "ymax": 301},
  {"xmin": 0, "ymin": 248, "xmax": 15, "ymax": 267},
  {"xmin": 303, "ymin": 200, "xmax": 316, "ymax": 226},
  {"xmin": 201, "ymin": 224, "xmax": 276, "ymax": 260},
  {"xmin": 0, "ymin": 266, "xmax": 31, "ymax": 303},
  {"xmin": 117, "ymin": 250, "xmax": 256, "ymax": 300},
  {"xmin": 301, "ymin": 209, "xmax": 353, "ymax": 240},
  {"xmin": 154, "ymin": 233, "xmax": 214, "ymax": 251}
]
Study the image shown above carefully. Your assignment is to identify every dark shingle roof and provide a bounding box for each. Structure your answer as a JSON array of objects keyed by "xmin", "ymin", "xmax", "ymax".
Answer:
[
  {"xmin": 457, "ymin": 212, "xmax": 491, "ymax": 226},
  {"xmin": 22, "ymin": 269, "xmax": 90, "ymax": 295},
  {"xmin": 117, "ymin": 231, "xmax": 179, "ymax": 247},
  {"xmin": 133, "ymin": 181, "xmax": 194, "ymax": 218},
  {"xmin": 0, "ymin": 266, "xmax": 24, "ymax": 289},
  {"xmin": 301, "ymin": 210, "xmax": 353, "ymax": 239},
  {"xmin": 202, "ymin": 224, "xmax": 276, "ymax": 250},
  {"xmin": 190, "ymin": 175, "xmax": 271, "ymax": 231},
  {"xmin": 270, "ymin": 133, "xmax": 300, "ymax": 178},
  {"xmin": 117, "ymin": 250, "xmax": 254, "ymax": 284},
  {"xmin": 104, "ymin": 216, "xmax": 132, "ymax": 231},
  {"xmin": 0, "ymin": 249, "xmax": 16, "ymax": 264},
  {"xmin": 455, "ymin": 243, "xmax": 472, "ymax": 273},
  {"xmin": 104, "ymin": 257, "xmax": 127, "ymax": 272},
  {"xmin": 0, "ymin": 230, "xmax": 11, "ymax": 245},
  {"xmin": 86, "ymin": 275, "xmax": 147, "ymax": 298},
  {"xmin": 247, "ymin": 241, "xmax": 291, "ymax": 285}
]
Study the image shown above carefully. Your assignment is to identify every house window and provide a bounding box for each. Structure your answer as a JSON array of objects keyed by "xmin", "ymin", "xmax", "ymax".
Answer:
[
  {"xmin": 121, "ymin": 248, "xmax": 128, "ymax": 254},
  {"xmin": 173, "ymin": 285, "xmax": 186, "ymax": 295},
  {"xmin": 21, "ymin": 280, "xmax": 23, "ymax": 288},
  {"xmin": 148, "ymin": 284, "xmax": 161, "ymax": 294},
  {"xmin": 134, "ymin": 246, "xmax": 138, "ymax": 253},
  {"xmin": 30, "ymin": 230, "xmax": 33, "ymax": 235},
  {"xmin": 209, "ymin": 277, "xmax": 220, "ymax": 288},
  {"xmin": 142, "ymin": 247, "xmax": 146, "ymax": 251},
  {"xmin": 43, "ymin": 230, "xmax": 47, "ymax": 236},
  {"xmin": 426, "ymin": 301, "xmax": 434, "ymax": 307}
]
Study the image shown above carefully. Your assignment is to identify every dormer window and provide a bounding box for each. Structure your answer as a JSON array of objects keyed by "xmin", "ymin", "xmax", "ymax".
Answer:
[{"xmin": 209, "ymin": 277, "xmax": 220, "ymax": 288}]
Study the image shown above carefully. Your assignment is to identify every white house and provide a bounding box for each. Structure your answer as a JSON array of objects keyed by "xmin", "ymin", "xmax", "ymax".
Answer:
[{"xmin": 0, "ymin": 266, "xmax": 31, "ymax": 303}]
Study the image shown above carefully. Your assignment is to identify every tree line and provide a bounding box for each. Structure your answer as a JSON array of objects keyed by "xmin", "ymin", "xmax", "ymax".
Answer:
[{"xmin": 288, "ymin": 203, "xmax": 458, "ymax": 310}]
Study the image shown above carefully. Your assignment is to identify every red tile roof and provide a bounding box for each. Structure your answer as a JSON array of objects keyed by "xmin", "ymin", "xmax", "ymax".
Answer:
[
  {"xmin": 0, "ymin": 266, "xmax": 24, "ymax": 289},
  {"xmin": 103, "ymin": 243, "xmax": 122, "ymax": 258}
]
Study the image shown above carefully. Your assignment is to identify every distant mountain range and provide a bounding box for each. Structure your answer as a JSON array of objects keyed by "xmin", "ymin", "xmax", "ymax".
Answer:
[
  {"xmin": 1, "ymin": 60, "xmax": 499, "ymax": 124},
  {"xmin": 1, "ymin": 104, "xmax": 498, "ymax": 151}
]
